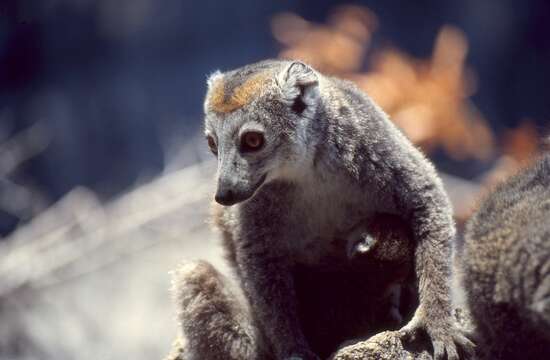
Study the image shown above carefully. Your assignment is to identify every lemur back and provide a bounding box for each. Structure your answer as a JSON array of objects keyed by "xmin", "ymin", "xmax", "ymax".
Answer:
[{"xmin": 462, "ymin": 153, "xmax": 550, "ymax": 359}]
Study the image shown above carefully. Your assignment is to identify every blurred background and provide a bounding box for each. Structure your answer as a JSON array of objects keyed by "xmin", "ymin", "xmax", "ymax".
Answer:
[{"xmin": 1, "ymin": 0, "xmax": 549, "ymax": 359}]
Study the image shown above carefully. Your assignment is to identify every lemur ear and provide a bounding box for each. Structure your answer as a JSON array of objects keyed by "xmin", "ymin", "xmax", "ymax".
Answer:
[
  {"xmin": 277, "ymin": 61, "xmax": 319, "ymax": 116},
  {"xmin": 206, "ymin": 70, "xmax": 223, "ymax": 89},
  {"xmin": 204, "ymin": 70, "xmax": 223, "ymax": 113}
]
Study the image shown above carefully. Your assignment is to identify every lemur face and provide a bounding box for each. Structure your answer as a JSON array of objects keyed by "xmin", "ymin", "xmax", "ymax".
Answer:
[{"xmin": 203, "ymin": 60, "xmax": 320, "ymax": 206}]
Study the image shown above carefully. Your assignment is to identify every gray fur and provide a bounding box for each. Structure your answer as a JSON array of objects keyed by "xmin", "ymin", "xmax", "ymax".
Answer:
[
  {"xmin": 461, "ymin": 153, "xmax": 550, "ymax": 359},
  {"xmin": 178, "ymin": 59, "xmax": 471, "ymax": 359},
  {"xmin": 170, "ymin": 260, "xmax": 271, "ymax": 360}
]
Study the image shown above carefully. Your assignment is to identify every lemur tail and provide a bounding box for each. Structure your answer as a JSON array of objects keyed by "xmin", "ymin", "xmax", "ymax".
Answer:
[{"xmin": 169, "ymin": 260, "xmax": 270, "ymax": 360}]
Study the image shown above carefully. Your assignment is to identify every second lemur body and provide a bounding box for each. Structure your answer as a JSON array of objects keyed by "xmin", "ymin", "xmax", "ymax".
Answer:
[
  {"xmin": 176, "ymin": 59, "xmax": 472, "ymax": 359},
  {"xmin": 461, "ymin": 153, "xmax": 550, "ymax": 359}
]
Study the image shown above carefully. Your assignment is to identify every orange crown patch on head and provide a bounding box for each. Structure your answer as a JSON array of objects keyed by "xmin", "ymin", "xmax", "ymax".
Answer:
[{"xmin": 207, "ymin": 72, "xmax": 271, "ymax": 114}]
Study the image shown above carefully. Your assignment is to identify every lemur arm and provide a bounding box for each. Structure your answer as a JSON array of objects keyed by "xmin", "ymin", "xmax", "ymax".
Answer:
[
  {"xmin": 235, "ymin": 248, "xmax": 314, "ymax": 359},
  {"xmin": 395, "ymin": 160, "xmax": 455, "ymax": 316},
  {"xmin": 235, "ymin": 189, "xmax": 318, "ymax": 360},
  {"xmin": 385, "ymin": 147, "xmax": 473, "ymax": 360}
]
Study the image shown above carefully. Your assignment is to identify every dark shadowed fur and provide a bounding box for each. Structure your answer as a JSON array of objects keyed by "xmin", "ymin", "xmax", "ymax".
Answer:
[
  {"xmin": 169, "ymin": 214, "xmax": 417, "ymax": 360},
  {"xmin": 461, "ymin": 153, "xmax": 550, "ymax": 359},
  {"xmin": 169, "ymin": 59, "xmax": 473, "ymax": 360},
  {"xmin": 293, "ymin": 214, "xmax": 419, "ymax": 358}
]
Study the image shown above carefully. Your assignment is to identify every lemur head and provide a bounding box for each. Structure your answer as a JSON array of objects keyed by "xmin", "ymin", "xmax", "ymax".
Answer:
[{"xmin": 203, "ymin": 60, "xmax": 321, "ymax": 206}]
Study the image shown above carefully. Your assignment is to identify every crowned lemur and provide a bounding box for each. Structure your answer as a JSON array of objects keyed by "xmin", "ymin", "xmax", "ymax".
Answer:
[
  {"xmin": 167, "ymin": 59, "xmax": 473, "ymax": 360},
  {"xmin": 461, "ymin": 152, "xmax": 550, "ymax": 359}
]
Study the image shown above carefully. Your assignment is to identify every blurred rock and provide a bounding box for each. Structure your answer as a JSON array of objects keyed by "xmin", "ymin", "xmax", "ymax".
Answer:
[{"xmin": 0, "ymin": 161, "xmax": 226, "ymax": 360}]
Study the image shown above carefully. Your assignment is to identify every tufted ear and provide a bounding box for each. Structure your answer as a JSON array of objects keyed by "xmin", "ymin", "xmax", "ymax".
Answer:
[
  {"xmin": 206, "ymin": 70, "xmax": 223, "ymax": 89},
  {"xmin": 277, "ymin": 61, "xmax": 320, "ymax": 116},
  {"xmin": 204, "ymin": 70, "xmax": 223, "ymax": 113}
]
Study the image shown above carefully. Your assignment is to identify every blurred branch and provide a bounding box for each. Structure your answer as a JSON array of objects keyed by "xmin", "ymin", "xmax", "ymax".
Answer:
[
  {"xmin": 0, "ymin": 122, "xmax": 51, "ymax": 178},
  {"xmin": 0, "ymin": 161, "xmax": 215, "ymax": 298},
  {"xmin": 0, "ymin": 123, "xmax": 51, "ymax": 221}
]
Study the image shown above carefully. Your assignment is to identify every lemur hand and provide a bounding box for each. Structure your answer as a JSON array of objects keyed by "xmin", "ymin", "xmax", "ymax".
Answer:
[{"xmin": 399, "ymin": 306, "xmax": 475, "ymax": 360}]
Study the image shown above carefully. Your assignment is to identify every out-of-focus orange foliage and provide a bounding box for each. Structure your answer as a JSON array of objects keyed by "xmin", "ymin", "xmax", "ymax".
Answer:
[
  {"xmin": 272, "ymin": 6, "xmax": 377, "ymax": 75},
  {"xmin": 503, "ymin": 120, "xmax": 540, "ymax": 163},
  {"xmin": 271, "ymin": 5, "xmax": 495, "ymax": 160},
  {"xmin": 482, "ymin": 120, "xmax": 542, "ymax": 187}
]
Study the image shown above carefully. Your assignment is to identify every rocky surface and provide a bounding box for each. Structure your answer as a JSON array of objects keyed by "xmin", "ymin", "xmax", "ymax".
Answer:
[
  {"xmin": 330, "ymin": 331, "xmax": 432, "ymax": 360},
  {"xmin": 331, "ymin": 308, "xmax": 474, "ymax": 360}
]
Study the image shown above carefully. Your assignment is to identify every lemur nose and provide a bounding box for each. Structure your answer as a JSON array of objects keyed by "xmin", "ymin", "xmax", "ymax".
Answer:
[{"xmin": 215, "ymin": 189, "xmax": 236, "ymax": 206}]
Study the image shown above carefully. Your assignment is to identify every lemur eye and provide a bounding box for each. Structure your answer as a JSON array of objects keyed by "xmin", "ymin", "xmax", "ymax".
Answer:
[
  {"xmin": 206, "ymin": 135, "xmax": 218, "ymax": 155},
  {"xmin": 240, "ymin": 131, "xmax": 264, "ymax": 152}
]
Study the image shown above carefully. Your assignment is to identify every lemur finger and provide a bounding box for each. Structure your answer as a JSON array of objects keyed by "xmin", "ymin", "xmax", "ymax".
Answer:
[
  {"xmin": 455, "ymin": 334, "xmax": 476, "ymax": 358},
  {"xmin": 432, "ymin": 340, "xmax": 445, "ymax": 360},
  {"xmin": 445, "ymin": 344, "xmax": 459, "ymax": 360}
]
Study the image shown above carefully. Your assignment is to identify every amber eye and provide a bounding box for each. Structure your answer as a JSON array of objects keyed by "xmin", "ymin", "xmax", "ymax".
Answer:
[
  {"xmin": 240, "ymin": 131, "xmax": 264, "ymax": 152},
  {"xmin": 206, "ymin": 135, "xmax": 218, "ymax": 155}
]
